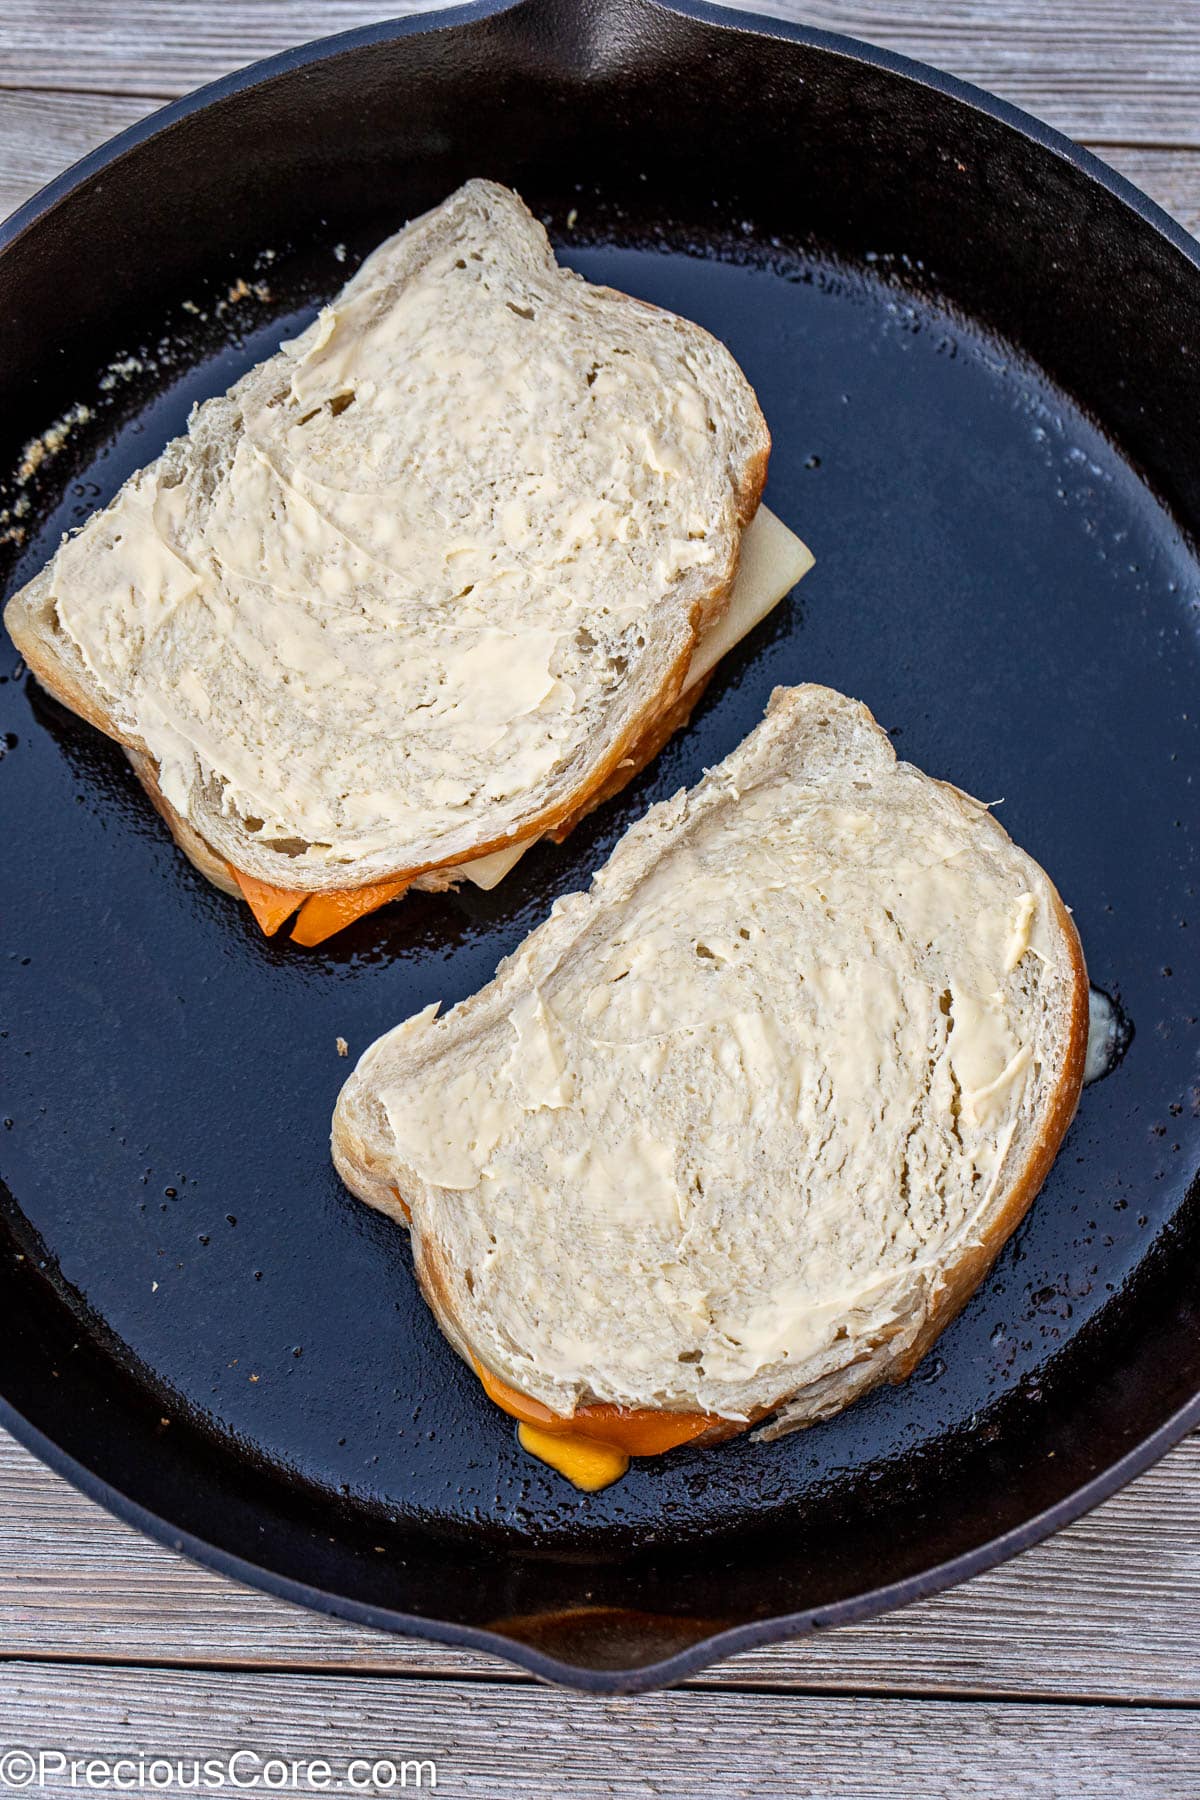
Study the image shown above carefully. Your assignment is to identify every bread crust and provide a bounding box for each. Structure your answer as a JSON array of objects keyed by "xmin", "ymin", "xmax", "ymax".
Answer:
[
  {"xmin": 124, "ymin": 749, "xmax": 242, "ymax": 898},
  {"xmin": 413, "ymin": 1232, "xmax": 749, "ymax": 1446},
  {"xmin": 883, "ymin": 881, "xmax": 1088, "ymax": 1386},
  {"xmin": 122, "ymin": 668, "xmax": 718, "ymax": 918},
  {"xmin": 333, "ymin": 684, "xmax": 1090, "ymax": 1446}
]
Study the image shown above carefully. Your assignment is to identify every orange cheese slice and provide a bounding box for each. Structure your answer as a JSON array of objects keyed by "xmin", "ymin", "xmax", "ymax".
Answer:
[
  {"xmin": 228, "ymin": 866, "xmax": 307, "ymax": 935},
  {"xmin": 516, "ymin": 1422, "xmax": 629, "ymax": 1492},
  {"xmin": 475, "ymin": 1361, "xmax": 720, "ymax": 1459},
  {"xmin": 227, "ymin": 866, "xmax": 408, "ymax": 944},
  {"xmin": 290, "ymin": 877, "xmax": 409, "ymax": 946}
]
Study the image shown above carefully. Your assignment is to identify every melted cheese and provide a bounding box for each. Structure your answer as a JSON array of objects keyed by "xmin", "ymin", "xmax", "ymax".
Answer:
[
  {"xmin": 472, "ymin": 1356, "xmax": 718, "ymax": 1486},
  {"xmin": 516, "ymin": 1422, "xmax": 629, "ymax": 1491}
]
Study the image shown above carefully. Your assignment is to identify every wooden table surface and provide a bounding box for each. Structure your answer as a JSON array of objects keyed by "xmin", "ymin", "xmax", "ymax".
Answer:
[{"xmin": 2, "ymin": 2, "xmax": 1199, "ymax": 1794}]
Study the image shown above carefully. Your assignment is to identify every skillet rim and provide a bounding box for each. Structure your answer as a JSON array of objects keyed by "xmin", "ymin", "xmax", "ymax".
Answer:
[{"xmin": 2, "ymin": 0, "xmax": 1199, "ymax": 1695}]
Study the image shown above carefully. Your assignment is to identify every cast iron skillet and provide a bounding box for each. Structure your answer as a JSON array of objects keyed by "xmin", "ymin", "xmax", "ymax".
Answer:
[{"xmin": 1, "ymin": 0, "xmax": 1198, "ymax": 1693}]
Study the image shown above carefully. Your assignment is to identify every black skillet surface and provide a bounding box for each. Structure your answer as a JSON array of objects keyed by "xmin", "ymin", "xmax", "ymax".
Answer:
[{"xmin": 1, "ymin": 0, "xmax": 1198, "ymax": 1692}]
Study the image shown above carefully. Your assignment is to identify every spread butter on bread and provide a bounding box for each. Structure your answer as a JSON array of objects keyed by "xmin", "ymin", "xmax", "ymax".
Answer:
[
  {"xmin": 4, "ymin": 180, "xmax": 811, "ymax": 942},
  {"xmin": 333, "ymin": 686, "xmax": 1087, "ymax": 1487}
]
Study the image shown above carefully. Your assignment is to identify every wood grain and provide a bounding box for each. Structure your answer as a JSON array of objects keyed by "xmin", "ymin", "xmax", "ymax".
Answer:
[
  {"xmin": 2, "ymin": 1429, "xmax": 1198, "ymax": 1700},
  {"xmin": 1, "ymin": 1662, "xmax": 1197, "ymax": 1799},
  {"xmin": 5, "ymin": 0, "xmax": 1200, "ymax": 146},
  {"xmin": 735, "ymin": 0, "xmax": 1200, "ymax": 145},
  {"xmin": 1, "ymin": 7, "xmax": 1199, "ymax": 1795},
  {"xmin": 0, "ymin": 1, "xmax": 428, "ymax": 99},
  {"xmin": 7, "ymin": 91, "xmax": 1200, "ymax": 240},
  {"xmin": 1099, "ymin": 144, "xmax": 1200, "ymax": 239}
]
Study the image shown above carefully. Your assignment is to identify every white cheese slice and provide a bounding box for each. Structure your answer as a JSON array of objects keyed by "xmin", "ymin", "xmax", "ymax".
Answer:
[
  {"xmin": 455, "ymin": 506, "xmax": 813, "ymax": 890},
  {"xmin": 684, "ymin": 504, "xmax": 813, "ymax": 688}
]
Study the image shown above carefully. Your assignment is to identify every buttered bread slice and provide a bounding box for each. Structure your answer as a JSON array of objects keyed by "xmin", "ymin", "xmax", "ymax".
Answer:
[
  {"xmin": 334, "ymin": 686, "xmax": 1087, "ymax": 1477},
  {"xmin": 5, "ymin": 179, "xmax": 779, "ymax": 937}
]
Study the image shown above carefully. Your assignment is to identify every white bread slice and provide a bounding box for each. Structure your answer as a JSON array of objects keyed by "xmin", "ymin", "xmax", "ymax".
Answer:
[
  {"xmin": 333, "ymin": 686, "xmax": 1087, "ymax": 1440},
  {"xmin": 120, "ymin": 503, "xmax": 813, "ymax": 903},
  {"xmin": 4, "ymin": 180, "xmax": 769, "ymax": 895}
]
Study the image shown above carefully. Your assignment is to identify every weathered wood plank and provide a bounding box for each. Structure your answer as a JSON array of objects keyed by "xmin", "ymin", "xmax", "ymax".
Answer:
[
  {"xmin": 1, "ymin": 1662, "xmax": 1197, "ymax": 1799},
  {"xmin": 1096, "ymin": 143, "xmax": 1200, "ymax": 239},
  {"xmin": 0, "ymin": 1, "xmax": 427, "ymax": 99},
  {"xmin": 741, "ymin": 0, "xmax": 1200, "ymax": 145},
  {"xmin": 4, "ymin": 0, "xmax": 1200, "ymax": 145},
  {"xmin": 2, "ymin": 1429, "xmax": 1198, "ymax": 1699},
  {"xmin": 7, "ymin": 89, "xmax": 1200, "ymax": 244}
]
